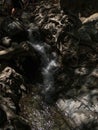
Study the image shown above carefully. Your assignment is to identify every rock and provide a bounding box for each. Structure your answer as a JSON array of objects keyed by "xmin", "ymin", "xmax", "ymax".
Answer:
[
  {"xmin": 0, "ymin": 17, "xmax": 28, "ymax": 42},
  {"xmin": 0, "ymin": 107, "xmax": 7, "ymax": 128},
  {"xmin": 83, "ymin": 13, "xmax": 98, "ymax": 24},
  {"xmin": 60, "ymin": 0, "xmax": 85, "ymax": 12},
  {"xmin": 78, "ymin": 13, "xmax": 98, "ymax": 42},
  {"xmin": 33, "ymin": 1, "xmax": 81, "ymax": 47},
  {"xmin": 0, "ymin": 67, "xmax": 24, "ymax": 113},
  {"xmin": 1, "ymin": 36, "xmax": 12, "ymax": 47},
  {"xmin": 11, "ymin": 117, "xmax": 31, "ymax": 130},
  {"xmin": 60, "ymin": 0, "xmax": 98, "ymax": 16},
  {"xmin": 0, "ymin": 66, "xmax": 31, "ymax": 129}
]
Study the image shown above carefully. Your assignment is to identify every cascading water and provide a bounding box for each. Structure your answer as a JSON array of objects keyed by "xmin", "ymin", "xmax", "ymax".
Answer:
[{"xmin": 28, "ymin": 24, "xmax": 59, "ymax": 103}]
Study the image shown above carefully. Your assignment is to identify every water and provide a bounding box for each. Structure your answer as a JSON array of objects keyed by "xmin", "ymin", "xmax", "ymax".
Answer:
[{"xmin": 28, "ymin": 26, "xmax": 58, "ymax": 102}]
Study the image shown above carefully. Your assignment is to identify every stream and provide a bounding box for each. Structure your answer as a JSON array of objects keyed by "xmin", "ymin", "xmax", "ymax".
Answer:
[
  {"xmin": 28, "ymin": 24, "xmax": 59, "ymax": 103},
  {"xmin": 0, "ymin": 1, "xmax": 98, "ymax": 129}
]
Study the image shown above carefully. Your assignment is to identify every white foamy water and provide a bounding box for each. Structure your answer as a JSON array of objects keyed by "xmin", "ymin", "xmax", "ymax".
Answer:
[{"xmin": 28, "ymin": 27, "xmax": 58, "ymax": 93}]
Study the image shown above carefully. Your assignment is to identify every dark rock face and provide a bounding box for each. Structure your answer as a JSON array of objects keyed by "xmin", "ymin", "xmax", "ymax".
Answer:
[
  {"xmin": 0, "ymin": 17, "xmax": 28, "ymax": 42},
  {"xmin": 60, "ymin": 0, "xmax": 98, "ymax": 16},
  {"xmin": 10, "ymin": 117, "xmax": 31, "ymax": 130},
  {"xmin": 0, "ymin": 107, "xmax": 7, "ymax": 128}
]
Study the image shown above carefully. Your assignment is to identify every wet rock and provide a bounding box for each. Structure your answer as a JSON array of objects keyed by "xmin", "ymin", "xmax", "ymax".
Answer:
[
  {"xmin": 17, "ymin": 55, "xmax": 41, "ymax": 82},
  {"xmin": 33, "ymin": 1, "xmax": 81, "ymax": 48},
  {"xmin": 0, "ymin": 17, "xmax": 28, "ymax": 42},
  {"xmin": 0, "ymin": 106, "xmax": 7, "ymax": 128},
  {"xmin": 11, "ymin": 117, "xmax": 31, "ymax": 130},
  {"xmin": 0, "ymin": 67, "xmax": 24, "ymax": 113},
  {"xmin": 78, "ymin": 13, "xmax": 98, "ymax": 42},
  {"xmin": 56, "ymin": 59, "xmax": 98, "ymax": 130},
  {"xmin": 60, "ymin": 0, "xmax": 86, "ymax": 13},
  {"xmin": 20, "ymin": 91, "xmax": 70, "ymax": 130},
  {"xmin": 60, "ymin": 0, "xmax": 98, "ymax": 16},
  {"xmin": 0, "ymin": 66, "xmax": 31, "ymax": 129},
  {"xmin": 1, "ymin": 36, "xmax": 12, "ymax": 47},
  {"xmin": 83, "ymin": 13, "xmax": 98, "ymax": 24}
]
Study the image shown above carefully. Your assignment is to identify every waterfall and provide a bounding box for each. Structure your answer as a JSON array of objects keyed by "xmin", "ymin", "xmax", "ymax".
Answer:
[{"xmin": 28, "ymin": 26, "xmax": 58, "ymax": 102}]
